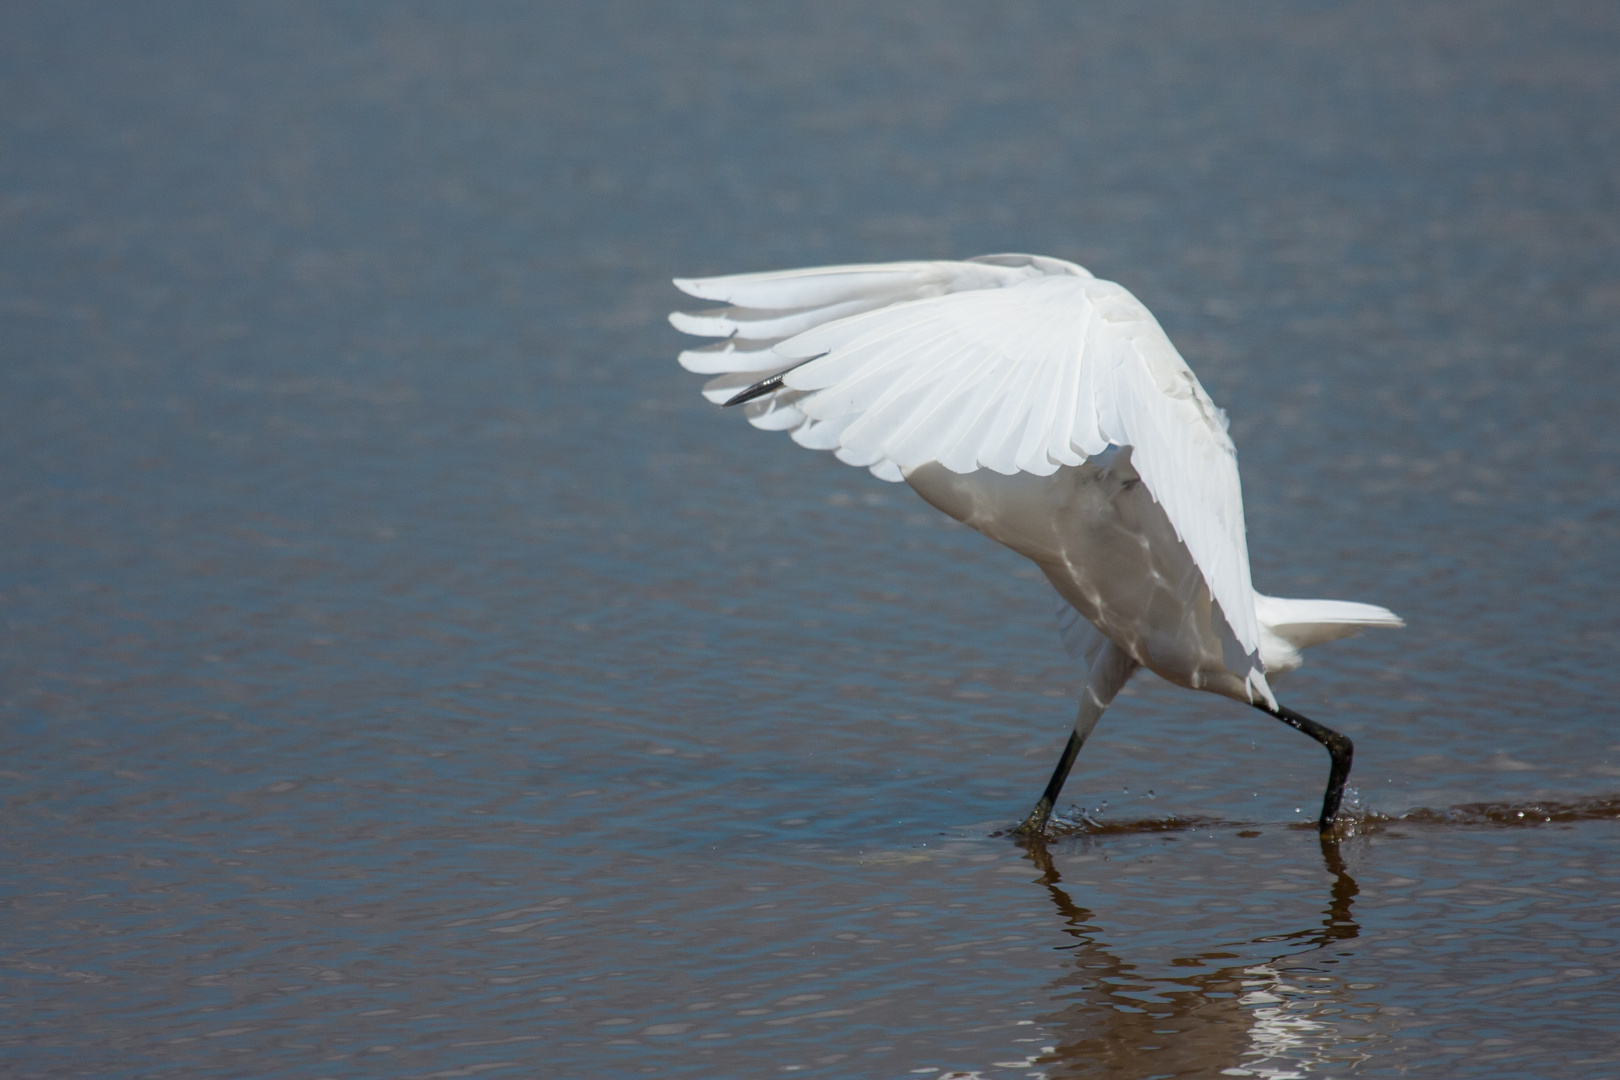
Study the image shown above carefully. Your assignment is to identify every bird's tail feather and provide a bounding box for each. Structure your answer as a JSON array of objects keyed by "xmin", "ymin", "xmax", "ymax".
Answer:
[
  {"xmin": 1255, "ymin": 594, "xmax": 1403, "ymax": 653},
  {"xmin": 1058, "ymin": 590, "xmax": 1402, "ymax": 681}
]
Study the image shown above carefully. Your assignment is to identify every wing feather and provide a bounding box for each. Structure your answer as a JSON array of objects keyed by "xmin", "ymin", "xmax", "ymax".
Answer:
[
  {"xmin": 937, "ymin": 353, "xmax": 1027, "ymax": 474},
  {"xmin": 742, "ymin": 392, "xmax": 807, "ymax": 431},
  {"xmin": 836, "ymin": 329, "xmax": 994, "ymax": 458},
  {"xmin": 675, "ymin": 261, "xmax": 981, "ymax": 309},
  {"xmin": 878, "ymin": 333, "xmax": 1001, "ymax": 465},
  {"xmin": 700, "ymin": 360, "xmax": 798, "ymax": 404},
  {"xmin": 1044, "ymin": 302, "xmax": 1092, "ymax": 466},
  {"xmin": 678, "ymin": 337, "xmax": 789, "ymax": 374},
  {"xmin": 669, "ymin": 297, "xmax": 892, "ymax": 341},
  {"xmin": 792, "ymin": 412, "xmax": 858, "ymax": 450}
]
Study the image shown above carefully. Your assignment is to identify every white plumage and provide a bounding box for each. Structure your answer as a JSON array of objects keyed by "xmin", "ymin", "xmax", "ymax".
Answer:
[{"xmin": 670, "ymin": 253, "xmax": 1402, "ymax": 834}]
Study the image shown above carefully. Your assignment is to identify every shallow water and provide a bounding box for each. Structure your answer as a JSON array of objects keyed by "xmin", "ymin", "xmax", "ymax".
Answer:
[{"xmin": 3, "ymin": 3, "xmax": 1619, "ymax": 1077}]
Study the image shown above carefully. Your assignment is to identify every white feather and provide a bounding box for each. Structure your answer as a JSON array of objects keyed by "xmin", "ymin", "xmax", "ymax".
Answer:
[
  {"xmin": 678, "ymin": 337, "xmax": 790, "ymax": 375},
  {"xmin": 743, "ymin": 393, "xmax": 807, "ymax": 431},
  {"xmin": 868, "ymin": 458, "xmax": 904, "ymax": 482}
]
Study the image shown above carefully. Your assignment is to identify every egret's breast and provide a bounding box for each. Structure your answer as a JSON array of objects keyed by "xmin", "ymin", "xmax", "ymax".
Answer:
[{"xmin": 903, "ymin": 450, "xmax": 1251, "ymax": 699}]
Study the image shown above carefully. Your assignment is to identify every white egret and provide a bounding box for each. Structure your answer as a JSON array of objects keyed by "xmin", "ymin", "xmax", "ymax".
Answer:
[{"xmin": 669, "ymin": 254, "xmax": 1402, "ymax": 834}]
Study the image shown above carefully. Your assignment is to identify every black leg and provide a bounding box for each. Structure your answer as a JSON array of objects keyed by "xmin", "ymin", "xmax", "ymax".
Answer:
[
  {"xmin": 1013, "ymin": 728, "xmax": 1085, "ymax": 836},
  {"xmin": 1012, "ymin": 640, "xmax": 1137, "ymax": 836},
  {"xmin": 1254, "ymin": 702, "xmax": 1354, "ymax": 833}
]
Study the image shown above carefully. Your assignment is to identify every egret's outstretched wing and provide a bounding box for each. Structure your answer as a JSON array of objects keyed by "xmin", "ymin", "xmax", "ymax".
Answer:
[
  {"xmin": 670, "ymin": 256, "xmax": 1077, "ymax": 477},
  {"xmin": 670, "ymin": 255, "xmax": 1263, "ymax": 663}
]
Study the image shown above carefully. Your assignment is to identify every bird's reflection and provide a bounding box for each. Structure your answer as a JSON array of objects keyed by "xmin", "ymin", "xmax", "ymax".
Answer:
[{"xmin": 1007, "ymin": 833, "xmax": 1365, "ymax": 1079}]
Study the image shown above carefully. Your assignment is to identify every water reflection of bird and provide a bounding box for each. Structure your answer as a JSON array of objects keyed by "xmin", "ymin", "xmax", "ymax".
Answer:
[
  {"xmin": 1008, "ymin": 834, "xmax": 1365, "ymax": 1078},
  {"xmin": 671, "ymin": 255, "xmax": 1402, "ymax": 833}
]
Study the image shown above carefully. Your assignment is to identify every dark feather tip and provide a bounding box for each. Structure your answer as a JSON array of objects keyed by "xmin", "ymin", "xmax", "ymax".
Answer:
[{"xmin": 723, "ymin": 373, "xmax": 785, "ymax": 408}]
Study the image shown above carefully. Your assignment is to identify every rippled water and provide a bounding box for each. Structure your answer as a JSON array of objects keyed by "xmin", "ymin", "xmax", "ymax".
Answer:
[{"xmin": 4, "ymin": 3, "xmax": 1619, "ymax": 1077}]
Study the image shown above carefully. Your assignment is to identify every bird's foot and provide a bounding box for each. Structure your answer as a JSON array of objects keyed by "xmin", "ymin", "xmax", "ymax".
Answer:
[{"xmin": 1012, "ymin": 797, "xmax": 1055, "ymax": 837}]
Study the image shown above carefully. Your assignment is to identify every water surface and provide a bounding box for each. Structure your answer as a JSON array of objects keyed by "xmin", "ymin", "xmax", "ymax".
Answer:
[{"xmin": 3, "ymin": 3, "xmax": 1619, "ymax": 1076}]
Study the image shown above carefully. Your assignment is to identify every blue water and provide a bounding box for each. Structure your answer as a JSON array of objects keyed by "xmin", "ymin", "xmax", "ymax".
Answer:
[{"xmin": 3, "ymin": 3, "xmax": 1619, "ymax": 1076}]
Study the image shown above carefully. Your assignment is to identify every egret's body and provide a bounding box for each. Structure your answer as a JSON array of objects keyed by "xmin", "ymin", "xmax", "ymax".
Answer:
[{"xmin": 670, "ymin": 254, "xmax": 1401, "ymax": 833}]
